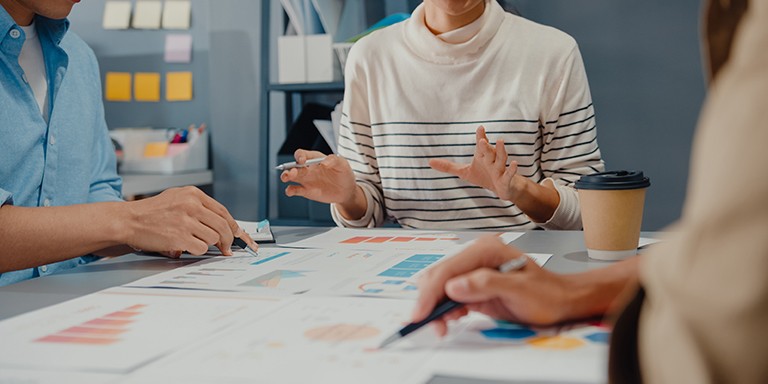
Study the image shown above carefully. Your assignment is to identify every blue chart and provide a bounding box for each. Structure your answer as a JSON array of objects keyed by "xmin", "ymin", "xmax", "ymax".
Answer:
[
  {"xmin": 358, "ymin": 280, "xmax": 418, "ymax": 295},
  {"xmin": 251, "ymin": 251, "xmax": 291, "ymax": 266},
  {"xmin": 378, "ymin": 254, "xmax": 444, "ymax": 278}
]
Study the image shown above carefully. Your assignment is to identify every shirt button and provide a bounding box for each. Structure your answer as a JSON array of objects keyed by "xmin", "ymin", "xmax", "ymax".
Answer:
[
  {"xmin": 43, "ymin": 198, "xmax": 51, "ymax": 207},
  {"xmin": 40, "ymin": 265, "xmax": 48, "ymax": 273},
  {"xmin": 9, "ymin": 29, "xmax": 20, "ymax": 39},
  {"xmin": 50, "ymin": 135, "xmax": 56, "ymax": 145}
]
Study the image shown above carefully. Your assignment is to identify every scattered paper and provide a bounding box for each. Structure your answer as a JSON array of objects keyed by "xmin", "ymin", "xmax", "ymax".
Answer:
[
  {"xmin": 133, "ymin": 72, "xmax": 161, "ymax": 102},
  {"xmin": 162, "ymin": 0, "xmax": 192, "ymax": 30},
  {"xmin": 0, "ymin": 287, "xmax": 283, "ymax": 373},
  {"xmin": 165, "ymin": 71, "xmax": 193, "ymax": 101},
  {"xmin": 102, "ymin": 1, "xmax": 132, "ymax": 30},
  {"xmin": 313, "ymin": 119, "xmax": 337, "ymax": 154},
  {"xmin": 132, "ymin": 0, "xmax": 162, "ymax": 29},
  {"xmin": 280, "ymin": 227, "xmax": 524, "ymax": 251},
  {"xmin": 164, "ymin": 33, "xmax": 193, "ymax": 63},
  {"xmin": 104, "ymin": 72, "xmax": 131, "ymax": 102}
]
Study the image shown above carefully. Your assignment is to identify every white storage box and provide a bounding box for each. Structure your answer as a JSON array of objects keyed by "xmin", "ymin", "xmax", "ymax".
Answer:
[{"xmin": 110, "ymin": 128, "xmax": 208, "ymax": 174}]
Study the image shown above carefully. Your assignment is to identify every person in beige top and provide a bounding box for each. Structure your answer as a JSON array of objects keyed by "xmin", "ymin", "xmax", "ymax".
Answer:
[{"xmin": 413, "ymin": 0, "xmax": 768, "ymax": 382}]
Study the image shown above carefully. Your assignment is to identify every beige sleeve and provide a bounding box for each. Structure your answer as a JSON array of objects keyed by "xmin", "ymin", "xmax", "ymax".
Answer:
[{"xmin": 638, "ymin": 2, "xmax": 768, "ymax": 382}]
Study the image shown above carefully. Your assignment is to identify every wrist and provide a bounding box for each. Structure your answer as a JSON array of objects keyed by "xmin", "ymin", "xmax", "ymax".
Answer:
[
  {"xmin": 110, "ymin": 201, "xmax": 137, "ymax": 245},
  {"xmin": 336, "ymin": 185, "xmax": 367, "ymax": 220}
]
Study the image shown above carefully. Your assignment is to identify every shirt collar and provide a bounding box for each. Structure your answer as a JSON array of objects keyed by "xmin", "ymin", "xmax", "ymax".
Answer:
[{"xmin": 0, "ymin": 7, "xmax": 69, "ymax": 47}]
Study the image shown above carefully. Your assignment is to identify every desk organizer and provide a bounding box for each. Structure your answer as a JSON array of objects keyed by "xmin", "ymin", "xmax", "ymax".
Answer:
[{"xmin": 110, "ymin": 128, "xmax": 208, "ymax": 174}]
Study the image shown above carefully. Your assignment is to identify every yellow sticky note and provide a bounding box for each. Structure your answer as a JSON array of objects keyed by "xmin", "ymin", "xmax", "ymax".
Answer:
[
  {"xmin": 105, "ymin": 72, "xmax": 131, "ymax": 102},
  {"xmin": 166, "ymin": 71, "xmax": 193, "ymax": 101},
  {"xmin": 134, "ymin": 72, "xmax": 161, "ymax": 102},
  {"xmin": 144, "ymin": 142, "xmax": 169, "ymax": 157}
]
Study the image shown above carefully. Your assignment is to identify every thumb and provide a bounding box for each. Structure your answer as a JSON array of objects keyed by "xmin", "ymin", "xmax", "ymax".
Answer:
[
  {"xmin": 429, "ymin": 159, "xmax": 462, "ymax": 176},
  {"xmin": 445, "ymin": 269, "xmax": 511, "ymax": 303}
]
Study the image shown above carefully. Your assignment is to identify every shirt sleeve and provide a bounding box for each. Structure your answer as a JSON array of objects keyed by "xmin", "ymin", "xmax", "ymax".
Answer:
[
  {"xmin": 0, "ymin": 187, "xmax": 13, "ymax": 206},
  {"xmin": 538, "ymin": 44, "xmax": 605, "ymax": 230},
  {"xmin": 331, "ymin": 44, "xmax": 386, "ymax": 228},
  {"xmin": 86, "ymin": 48, "xmax": 123, "ymax": 204}
]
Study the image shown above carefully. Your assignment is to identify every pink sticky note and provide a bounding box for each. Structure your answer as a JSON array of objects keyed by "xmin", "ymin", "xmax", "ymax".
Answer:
[{"xmin": 164, "ymin": 34, "xmax": 192, "ymax": 63}]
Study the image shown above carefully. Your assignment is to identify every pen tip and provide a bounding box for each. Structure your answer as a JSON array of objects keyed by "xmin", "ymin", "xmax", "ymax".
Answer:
[{"xmin": 378, "ymin": 333, "xmax": 400, "ymax": 349}]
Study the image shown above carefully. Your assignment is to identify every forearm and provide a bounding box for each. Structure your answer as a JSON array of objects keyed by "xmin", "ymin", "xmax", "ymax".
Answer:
[
  {"xmin": 0, "ymin": 202, "xmax": 128, "ymax": 273},
  {"xmin": 512, "ymin": 177, "xmax": 560, "ymax": 223},
  {"xmin": 560, "ymin": 256, "xmax": 640, "ymax": 320}
]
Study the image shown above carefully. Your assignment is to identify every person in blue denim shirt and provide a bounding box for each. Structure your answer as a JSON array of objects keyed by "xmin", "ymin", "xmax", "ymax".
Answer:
[{"xmin": 0, "ymin": 0, "xmax": 256, "ymax": 286}]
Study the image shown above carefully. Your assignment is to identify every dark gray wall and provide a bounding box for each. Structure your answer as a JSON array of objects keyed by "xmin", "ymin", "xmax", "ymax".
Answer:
[{"xmin": 515, "ymin": 0, "xmax": 706, "ymax": 229}]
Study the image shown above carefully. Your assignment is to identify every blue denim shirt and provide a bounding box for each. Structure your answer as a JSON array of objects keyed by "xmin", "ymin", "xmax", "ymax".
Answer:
[{"xmin": 0, "ymin": 10, "xmax": 122, "ymax": 286}]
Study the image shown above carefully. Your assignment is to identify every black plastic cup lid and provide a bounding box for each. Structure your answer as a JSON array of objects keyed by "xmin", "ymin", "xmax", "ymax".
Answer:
[{"xmin": 575, "ymin": 170, "xmax": 650, "ymax": 191}]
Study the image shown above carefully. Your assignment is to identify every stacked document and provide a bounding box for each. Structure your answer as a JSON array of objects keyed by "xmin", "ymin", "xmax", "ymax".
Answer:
[{"xmin": 0, "ymin": 228, "xmax": 612, "ymax": 384}]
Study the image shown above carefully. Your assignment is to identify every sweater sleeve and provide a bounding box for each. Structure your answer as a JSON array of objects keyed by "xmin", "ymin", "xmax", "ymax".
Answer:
[
  {"xmin": 538, "ymin": 44, "xmax": 605, "ymax": 230},
  {"xmin": 330, "ymin": 44, "xmax": 386, "ymax": 228}
]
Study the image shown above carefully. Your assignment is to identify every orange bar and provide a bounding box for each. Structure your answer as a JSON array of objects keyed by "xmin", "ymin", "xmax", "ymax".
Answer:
[
  {"xmin": 340, "ymin": 236, "xmax": 370, "ymax": 244},
  {"xmin": 365, "ymin": 237, "xmax": 393, "ymax": 243},
  {"xmin": 390, "ymin": 237, "xmax": 415, "ymax": 242},
  {"xmin": 125, "ymin": 304, "xmax": 147, "ymax": 311},
  {"xmin": 36, "ymin": 335, "xmax": 120, "ymax": 345},
  {"xmin": 415, "ymin": 238, "xmax": 437, "ymax": 241},
  {"xmin": 439, "ymin": 238, "xmax": 460, "ymax": 241},
  {"xmin": 105, "ymin": 310, "xmax": 141, "ymax": 318},
  {"xmin": 84, "ymin": 318, "xmax": 133, "ymax": 327},
  {"xmin": 61, "ymin": 326, "xmax": 128, "ymax": 335}
]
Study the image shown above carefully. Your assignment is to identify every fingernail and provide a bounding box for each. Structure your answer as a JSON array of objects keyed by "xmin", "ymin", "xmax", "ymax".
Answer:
[{"xmin": 446, "ymin": 278, "xmax": 468, "ymax": 294}]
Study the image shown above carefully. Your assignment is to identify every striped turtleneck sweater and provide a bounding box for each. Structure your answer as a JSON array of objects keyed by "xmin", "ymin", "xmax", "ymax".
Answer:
[{"xmin": 331, "ymin": 1, "xmax": 604, "ymax": 230}]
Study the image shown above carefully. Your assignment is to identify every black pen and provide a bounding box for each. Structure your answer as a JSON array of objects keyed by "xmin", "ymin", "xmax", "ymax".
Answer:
[
  {"xmin": 232, "ymin": 237, "xmax": 259, "ymax": 257},
  {"xmin": 378, "ymin": 255, "xmax": 529, "ymax": 349}
]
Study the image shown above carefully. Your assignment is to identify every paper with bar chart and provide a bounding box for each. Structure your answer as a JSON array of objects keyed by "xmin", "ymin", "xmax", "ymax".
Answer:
[
  {"xmin": 325, "ymin": 252, "xmax": 552, "ymax": 299},
  {"xmin": 422, "ymin": 314, "xmax": 610, "ymax": 383},
  {"xmin": 0, "ymin": 287, "xmax": 283, "ymax": 373},
  {"xmin": 121, "ymin": 297, "xmax": 438, "ymax": 384},
  {"xmin": 125, "ymin": 247, "xmax": 461, "ymax": 296},
  {"xmin": 279, "ymin": 228, "xmax": 524, "ymax": 251}
]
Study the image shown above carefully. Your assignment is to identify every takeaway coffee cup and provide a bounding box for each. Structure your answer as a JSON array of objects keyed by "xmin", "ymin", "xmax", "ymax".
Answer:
[{"xmin": 575, "ymin": 171, "xmax": 651, "ymax": 261}]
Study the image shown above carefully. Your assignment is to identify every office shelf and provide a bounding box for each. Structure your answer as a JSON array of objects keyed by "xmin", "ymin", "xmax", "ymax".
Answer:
[{"xmin": 267, "ymin": 82, "xmax": 345, "ymax": 93}]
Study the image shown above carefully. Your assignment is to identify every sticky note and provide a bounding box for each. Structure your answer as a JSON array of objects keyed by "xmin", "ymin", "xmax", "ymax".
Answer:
[
  {"xmin": 166, "ymin": 72, "xmax": 193, "ymax": 101},
  {"xmin": 164, "ymin": 34, "xmax": 192, "ymax": 63},
  {"xmin": 102, "ymin": 1, "xmax": 132, "ymax": 30},
  {"xmin": 162, "ymin": 0, "xmax": 191, "ymax": 30},
  {"xmin": 132, "ymin": 0, "xmax": 162, "ymax": 29},
  {"xmin": 144, "ymin": 142, "xmax": 169, "ymax": 157},
  {"xmin": 104, "ymin": 72, "xmax": 131, "ymax": 102},
  {"xmin": 134, "ymin": 72, "xmax": 161, "ymax": 102}
]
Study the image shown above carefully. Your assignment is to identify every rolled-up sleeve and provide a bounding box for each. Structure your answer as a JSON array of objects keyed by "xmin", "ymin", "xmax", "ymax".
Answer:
[{"xmin": 0, "ymin": 187, "xmax": 12, "ymax": 206}]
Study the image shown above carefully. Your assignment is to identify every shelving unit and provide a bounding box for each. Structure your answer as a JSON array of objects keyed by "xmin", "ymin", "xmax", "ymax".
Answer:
[{"xmin": 258, "ymin": 1, "xmax": 417, "ymax": 226}]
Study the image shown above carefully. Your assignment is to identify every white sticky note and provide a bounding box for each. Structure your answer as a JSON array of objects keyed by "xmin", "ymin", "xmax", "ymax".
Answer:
[
  {"xmin": 162, "ymin": 0, "xmax": 192, "ymax": 30},
  {"xmin": 102, "ymin": 1, "xmax": 132, "ymax": 30},
  {"xmin": 132, "ymin": 0, "xmax": 162, "ymax": 29},
  {"xmin": 164, "ymin": 34, "xmax": 193, "ymax": 63}
]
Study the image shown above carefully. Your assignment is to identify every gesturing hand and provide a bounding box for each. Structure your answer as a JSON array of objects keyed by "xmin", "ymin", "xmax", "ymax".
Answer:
[
  {"xmin": 430, "ymin": 126, "xmax": 523, "ymax": 202},
  {"xmin": 280, "ymin": 149, "xmax": 359, "ymax": 205}
]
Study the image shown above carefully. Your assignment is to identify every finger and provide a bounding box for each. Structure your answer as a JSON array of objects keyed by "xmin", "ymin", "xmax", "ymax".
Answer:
[
  {"xmin": 433, "ymin": 319, "xmax": 448, "ymax": 338},
  {"xmin": 476, "ymin": 126, "xmax": 488, "ymax": 142},
  {"xmin": 444, "ymin": 263, "xmax": 529, "ymax": 303},
  {"xmin": 429, "ymin": 159, "xmax": 464, "ymax": 176},
  {"xmin": 499, "ymin": 161, "xmax": 518, "ymax": 194},
  {"xmin": 197, "ymin": 197, "xmax": 240, "ymax": 249},
  {"xmin": 196, "ymin": 206, "xmax": 235, "ymax": 255},
  {"xmin": 285, "ymin": 185, "xmax": 308, "ymax": 198},
  {"xmin": 235, "ymin": 230, "xmax": 258, "ymax": 252},
  {"xmin": 413, "ymin": 237, "xmax": 515, "ymax": 322},
  {"xmin": 182, "ymin": 237, "xmax": 210, "ymax": 256},
  {"xmin": 294, "ymin": 149, "xmax": 326, "ymax": 164},
  {"xmin": 494, "ymin": 139, "xmax": 508, "ymax": 173},
  {"xmin": 475, "ymin": 138, "xmax": 491, "ymax": 161}
]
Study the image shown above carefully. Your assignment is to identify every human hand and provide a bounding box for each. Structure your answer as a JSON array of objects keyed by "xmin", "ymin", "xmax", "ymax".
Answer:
[
  {"xmin": 120, "ymin": 186, "xmax": 257, "ymax": 256},
  {"xmin": 429, "ymin": 126, "xmax": 523, "ymax": 201},
  {"xmin": 280, "ymin": 149, "xmax": 359, "ymax": 205},
  {"xmin": 412, "ymin": 236, "xmax": 573, "ymax": 336}
]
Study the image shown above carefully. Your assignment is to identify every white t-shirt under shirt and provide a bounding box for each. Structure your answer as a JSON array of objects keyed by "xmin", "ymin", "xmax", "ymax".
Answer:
[
  {"xmin": 332, "ymin": 1, "xmax": 604, "ymax": 230},
  {"xmin": 18, "ymin": 22, "xmax": 49, "ymax": 122}
]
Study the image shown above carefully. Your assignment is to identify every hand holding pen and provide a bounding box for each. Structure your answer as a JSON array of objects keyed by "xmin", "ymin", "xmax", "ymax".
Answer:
[{"xmin": 381, "ymin": 236, "xmax": 575, "ymax": 347}]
